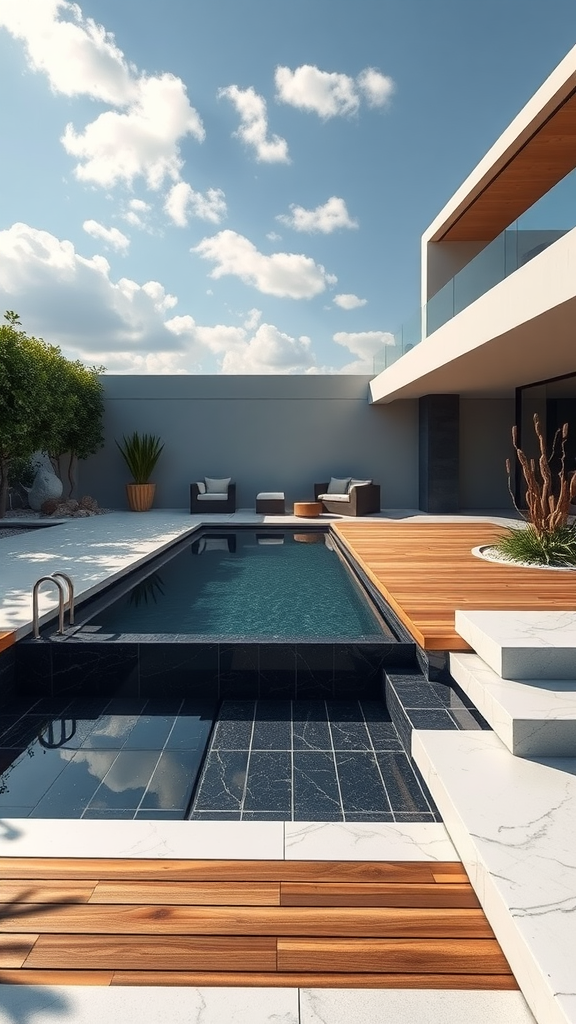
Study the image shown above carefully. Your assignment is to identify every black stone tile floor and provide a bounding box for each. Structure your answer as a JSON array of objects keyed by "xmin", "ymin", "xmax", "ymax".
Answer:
[
  {"xmin": 0, "ymin": 696, "xmax": 216, "ymax": 819},
  {"xmin": 189, "ymin": 699, "xmax": 440, "ymax": 822}
]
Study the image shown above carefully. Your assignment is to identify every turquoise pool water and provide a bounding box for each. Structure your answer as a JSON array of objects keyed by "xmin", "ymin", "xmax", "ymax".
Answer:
[{"xmin": 88, "ymin": 530, "xmax": 389, "ymax": 641}]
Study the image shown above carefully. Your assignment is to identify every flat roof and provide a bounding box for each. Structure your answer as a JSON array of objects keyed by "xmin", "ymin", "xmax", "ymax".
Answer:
[{"xmin": 426, "ymin": 46, "xmax": 576, "ymax": 243}]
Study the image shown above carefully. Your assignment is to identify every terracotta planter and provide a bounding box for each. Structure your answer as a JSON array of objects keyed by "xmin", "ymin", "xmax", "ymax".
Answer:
[{"xmin": 126, "ymin": 483, "xmax": 156, "ymax": 512}]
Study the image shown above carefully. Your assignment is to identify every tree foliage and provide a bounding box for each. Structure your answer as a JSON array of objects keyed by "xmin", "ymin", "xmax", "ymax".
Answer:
[{"xmin": 0, "ymin": 312, "xmax": 105, "ymax": 517}]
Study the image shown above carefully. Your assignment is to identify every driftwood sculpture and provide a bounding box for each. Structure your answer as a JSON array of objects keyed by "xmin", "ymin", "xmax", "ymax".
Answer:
[{"xmin": 506, "ymin": 413, "xmax": 576, "ymax": 536}]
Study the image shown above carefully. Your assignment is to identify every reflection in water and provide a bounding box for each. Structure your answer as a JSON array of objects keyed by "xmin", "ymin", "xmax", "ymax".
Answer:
[
  {"xmin": 128, "ymin": 572, "xmax": 165, "ymax": 606},
  {"xmin": 38, "ymin": 719, "xmax": 77, "ymax": 748}
]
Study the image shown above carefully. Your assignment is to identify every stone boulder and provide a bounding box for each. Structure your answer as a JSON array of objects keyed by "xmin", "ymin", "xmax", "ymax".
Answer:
[{"xmin": 27, "ymin": 467, "xmax": 63, "ymax": 511}]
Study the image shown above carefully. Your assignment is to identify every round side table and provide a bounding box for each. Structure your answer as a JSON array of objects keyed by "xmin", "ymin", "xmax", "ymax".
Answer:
[{"xmin": 293, "ymin": 501, "xmax": 323, "ymax": 517}]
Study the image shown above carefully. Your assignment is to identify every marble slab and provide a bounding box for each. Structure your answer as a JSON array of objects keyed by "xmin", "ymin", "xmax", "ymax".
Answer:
[
  {"xmin": 450, "ymin": 652, "xmax": 576, "ymax": 756},
  {"xmin": 0, "ymin": 819, "xmax": 284, "ymax": 860},
  {"xmin": 455, "ymin": 610, "xmax": 576, "ymax": 680},
  {"xmin": 0, "ymin": 986, "xmax": 298, "ymax": 1024},
  {"xmin": 413, "ymin": 728, "xmax": 576, "ymax": 1024},
  {"xmin": 300, "ymin": 988, "xmax": 536, "ymax": 1024},
  {"xmin": 284, "ymin": 821, "xmax": 459, "ymax": 860}
]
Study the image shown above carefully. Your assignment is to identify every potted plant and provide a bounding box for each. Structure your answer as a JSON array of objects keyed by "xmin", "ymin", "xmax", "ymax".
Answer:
[{"xmin": 116, "ymin": 432, "xmax": 164, "ymax": 512}]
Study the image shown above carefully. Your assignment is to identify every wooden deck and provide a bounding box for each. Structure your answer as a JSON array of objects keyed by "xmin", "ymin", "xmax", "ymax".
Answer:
[
  {"xmin": 333, "ymin": 520, "xmax": 576, "ymax": 651},
  {"xmin": 0, "ymin": 858, "xmax": 517, "ymax": 989},
  {"xmin": 0, "ymin": 632, "xmax": 14, "ymax": 654}
]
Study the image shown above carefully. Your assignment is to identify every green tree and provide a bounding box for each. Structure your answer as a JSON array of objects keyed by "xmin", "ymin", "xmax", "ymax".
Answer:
[{"xmin": 0, "ymin": 313, "xmax": 105, "ymax": 516}]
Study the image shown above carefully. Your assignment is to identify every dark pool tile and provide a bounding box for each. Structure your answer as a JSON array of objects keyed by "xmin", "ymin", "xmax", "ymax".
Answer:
[
  {"xmin": 193, "ymin": 750, "xmax": 248, "ymax": 811},
  {"xmin": 243, "ymin": 751, "xmax": 291, "ymax": 814},
  {"xmin": 79, "ymin": 712, "xmax": 140, "ymax": 748},
  {"xmin": 0, "ymin": 806, "xmax": 33, "ymax": 816},
  {"xmin": 189, "ymin": 810, "xmax": 241, "ymax": 820},
  {"xmin": 121, "ymin": 715, "xmax": 176, "ymax": 750},
  {"xmin": 211, "ymin": 702, "xmax": 255, "ymax": 749},
  {"xmin": 0, "ymin": 746, "xmax": 74, "ymax": 808},
  {"xmin": 88, "ymin": 750, "xmax": 160, "ymax": 809},
  {"xmin": 449, "ymin": 705, "xmax": 489, "ymax": 730},
  {"xmin": 328, "ymin": 702, "xmax": 372, "ymax": 752},
  {"xmin": 135, "ymin": 809, "xmax": 184, "ymax": 820},
  {"xmin": 344, "ymin": 812, "xmax": 395, "ymax": 822},
  {"xmin": 394, "ymin": 811, "xmax": 439, "ymax": 822},
  {"xmin": 406, "ymin": 709, "xmax": 459, "ymax": 731},
  {"xmin": 140, "ymin": 749, "xmax": 203, "ymax": 810},
  {"xmin": 0, "ymin": 647, "xmax": 16, "ymax": 697},
  {"xmin": 140, "ymin": 644, "xmax": 218, "ymax": 698},
  {"xmin": 333, "ymin": 644, "xmax": 384, "ymax": 694},
  {"xmin": 376, "ymin": 751, "xmax": 433, "ymax": 814},
  {"xmin": 51, "ymin": 644, "xmax": 139, "ymax": 698},
  {"xmin": 361, "ymin": 701, "xmax": 403, "ymax": 750},
  {"xmin": 293, "ymin": 751, "xmax": 342, "ymax": 821},
  {"xmin": 258, "ymin": 645, "xmax": 296, "ymax": 699},
  {"xmin": 104, "ymin": 697, "xmax": 148, "ymax": 715},
  {"xmin": 388, "ymin": 677, "xmax": 462, "ymax": 710},
  {"xmin": 251, "ymin": 701, "xmax": 291, "ymax": 750},
  {"xmin": 0, "ymin": 716, "xmax": 51, "ymax": 749},
  {"xmin": 295, "ymin": 645, "xmax": 334, "ymax": 699},
  {"xmin": 335, "ymin": 751, "xmax": 391, "ymax": 814},
  {"xmin": 218, "ymin": 645, "xmax": 259, "ymax": 699},
  {"xmin": 292, "ymin": 700, "xmax": 331, "ymax": 751},
  {"xmin": 29, "ymin": 749, "xmax": 118, "ymax": 815},
  {"xmin": 241, "ymin": 811, "xmax": 288, "ymax": 821},
  {"xmin": 165, "ymin": 707, "xmax": 216, "ymax": 750},
  {"xmin": 15, "ymin": 642, "xmax": 53, "ymax": 697},
  {"xmin": 82, "ymin": 808, "xmax": 135, "ymax": 819},
  {"xmin": 29, "ymin": 696, "xmax": 74, "ymax": 716}
]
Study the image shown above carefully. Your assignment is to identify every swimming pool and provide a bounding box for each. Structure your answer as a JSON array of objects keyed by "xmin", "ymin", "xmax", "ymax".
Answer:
[{"xmin": 85, "ymin": 529, "xmax": 389, "ymax": 641}]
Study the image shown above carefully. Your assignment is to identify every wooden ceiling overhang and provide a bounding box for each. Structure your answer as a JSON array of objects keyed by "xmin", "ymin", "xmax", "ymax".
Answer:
[{"xmin": 431, "ymin": 87, "xmax": 576, "ymax": 242}]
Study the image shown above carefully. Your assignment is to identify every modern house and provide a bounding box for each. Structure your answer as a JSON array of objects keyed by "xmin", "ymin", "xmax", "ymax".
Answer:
[{"xmin": 370, "ymin": 42, "xmax": 576, "ymax": 514}]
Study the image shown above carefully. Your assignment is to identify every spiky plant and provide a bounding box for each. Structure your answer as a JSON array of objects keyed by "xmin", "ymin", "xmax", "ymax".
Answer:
[
  {"xmin": 116, "ymin": 432, "xmax": 164, "ymax": 483},
  {"xmin": 494, "ymin": 413, "xmax": 576, "ymax": 566}
]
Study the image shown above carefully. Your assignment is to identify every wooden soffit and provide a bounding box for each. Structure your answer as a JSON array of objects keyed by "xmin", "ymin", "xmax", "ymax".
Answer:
[{"xmin": 433, "ymin": 89, "xmax": 576, "ymax": 242}]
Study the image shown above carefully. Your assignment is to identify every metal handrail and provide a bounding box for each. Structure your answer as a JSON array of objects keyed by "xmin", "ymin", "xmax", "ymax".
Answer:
[
  {"xmin": 32, "ymin": 576, "xmax": 65, "ymax": 639},
  {"xmin": 51, "ymin": 572, "xmax": 75, "ymax": 625}
]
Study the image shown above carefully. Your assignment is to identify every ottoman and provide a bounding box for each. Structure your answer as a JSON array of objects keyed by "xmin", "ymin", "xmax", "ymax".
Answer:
[{"xmin": 256, "ymin": 491, "xmax": 285, "ymax": 514}]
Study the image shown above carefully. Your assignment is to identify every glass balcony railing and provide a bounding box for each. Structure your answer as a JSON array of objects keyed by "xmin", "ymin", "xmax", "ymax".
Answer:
[{"xmin": 372, "ymin": 167, "xmax": 575, "ymax": 377}]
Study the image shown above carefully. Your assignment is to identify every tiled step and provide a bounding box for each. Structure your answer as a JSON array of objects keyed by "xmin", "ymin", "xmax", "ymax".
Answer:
[
  {"xmin": 455, "ymin": 610, "xmax": 576, "ymax": 680},
  {"xmin": 450, "ymin": 652, "xmax": 576, "ymax": 756},
  {"xmin": 413, "ymin": 728, "xmax": 576, "ymax": 1024}
]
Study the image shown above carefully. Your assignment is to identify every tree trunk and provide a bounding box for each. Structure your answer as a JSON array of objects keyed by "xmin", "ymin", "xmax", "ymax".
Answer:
[{"xmin": 67, "ymin": 452, "xmax": 77, "ymax": 498}]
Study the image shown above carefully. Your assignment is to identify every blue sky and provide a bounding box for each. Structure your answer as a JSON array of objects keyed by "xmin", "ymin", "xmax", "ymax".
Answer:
[{"xmin": 0, "ymin": 0, "xmax": 575, "ymax": 375}]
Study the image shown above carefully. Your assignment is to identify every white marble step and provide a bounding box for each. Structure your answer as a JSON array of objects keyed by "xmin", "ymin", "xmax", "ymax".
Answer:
[
  {"xmin": 450, "ymin": 651, "xmax": 576, "ymax": 756},
  {"xmin": 413, "ymin": 728, "xmax": 576, "ymax": 1024},
  {"xmin": 455, "ymin": 609, "xmax": 576, "ymax": 680},
  {"xmin": 0, "ymin": 985, "xmax": 537, "ymax": 1024}
]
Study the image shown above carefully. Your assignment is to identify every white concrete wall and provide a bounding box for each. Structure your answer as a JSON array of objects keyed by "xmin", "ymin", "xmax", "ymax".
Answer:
[{"xmin": 78, "ymin": 375, "xmax": 419, "ymax": 510}]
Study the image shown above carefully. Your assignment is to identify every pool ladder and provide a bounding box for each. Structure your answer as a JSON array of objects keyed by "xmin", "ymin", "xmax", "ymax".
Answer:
[{"xmin": 32, "ymin": 572, "xmax": 75, "ymax": 639}]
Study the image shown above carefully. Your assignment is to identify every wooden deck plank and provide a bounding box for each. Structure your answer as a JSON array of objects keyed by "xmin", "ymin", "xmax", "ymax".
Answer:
[
  {"xmin": 0, "ymin": 859, "xmax": 448, "ymax": 884},
  {"xmin": 109, "ymin": 970, "xmax": 519, "ymax": 989},
  {"xmin": 0, "ymin": 904, "xmax": 494, "ymax": 939},
  {"xmin": 333, "ymin": 521, "xmax": 576, "ymax": 650},
  {"xmin": 0, "ymin": 858, "xmax": 515, "ymax": 989},
  {"xmin": 24, "ymin": 935, "xmax": 277, "ymax": 972},
  {"xmin": 280, "ymin": 882, "xmax": 480, "ymax": 909},
  {"xmin": 89, "ymin": 881, "xmax": 280, "ymax": 906},
  {"xmin": 277, "ymin": 938, "xmax": 511, "ymax": 975},
  {"xmin": 0, "ymin": 936, "xmax": 40, "ymax": 969},
  {"xmin": 0, "ymin": 631, "xmax": 15, "ymax": 654}
]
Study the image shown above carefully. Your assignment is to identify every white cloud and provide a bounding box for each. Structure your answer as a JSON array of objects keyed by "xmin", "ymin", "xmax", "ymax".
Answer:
[
  {"xmin": 0, "ymin": 0, "xmax": 136, "ymax": 105},
  {"xmin": 333, "ymin": 329, "xmax": 394, "ymax": 372},
  {"xmin": 266, "ymin": 231, "xmax": 282, "ymax": 241},
  {"xmin": 122, "ymin": 198, "xmax": 151, "ymax": 229},
  {"xmin": 333, "ymin": 293, "xmax": 367, "ymax": 310},
  {"xmin": 166, "ymin": 313, "xmax": 313, "ymax": 374},
  {"xmin": 218, "ymin": 84, "xmax": 289, "ymax": 163},
  {"xmin": 220, "ymin": 324, "xmax": 315, "ymax": 374},
  {"xmin": 164, "ymin": 181, "xmax": 227, "ymax": 227},
  {"xmin": 1, "ymin": 1, "xmax": 205, "ymax": 190},
  {"xmin": 82, "ymin": 219, "xmax": 130, "ymax": 252},
  {"xmin": 62, "ymin": 73, "xmax": 204, "ymax": 189},
  {"xmin": 277, "ymin": 196, "xmax": 357, "ymax": 234},
  {"xmin": 275, "ymin": 63, "xmax": 394, "ymax": 119},
  {"xmin": 193, "ymin": 229, "xmax": 336, "ymax": 299},
  {"xmin": 357, "ymin": 67, "xmax": 395, "ymax": 108},
  {"xmin": 0, "ymin": 222, "xmax": 185, "ymax": 358},
  {"xmin": 0, "ymin": 221, "xmax": 321, "ymax": 374}
]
